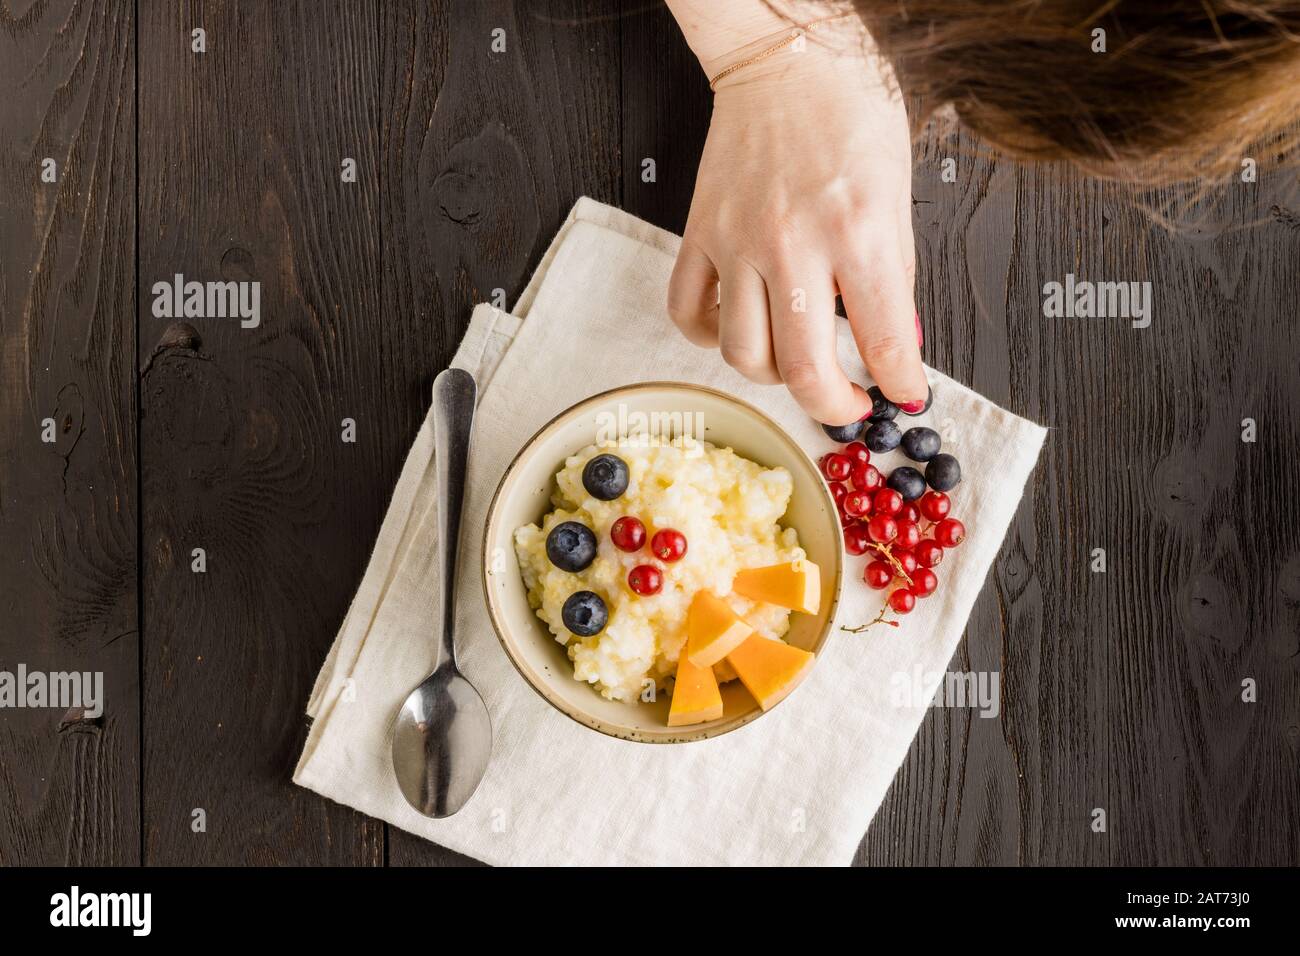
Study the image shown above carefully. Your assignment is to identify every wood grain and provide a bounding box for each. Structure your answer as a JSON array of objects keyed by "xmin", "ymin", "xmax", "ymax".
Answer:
[
  {"xmin": 0, "ymin": 0, "xmax": 139, "ymax": 866},
  {"xmin": 136, "ymin": 0, "xmax": 384, "ymax": 865},
  {"xmin": 620, "ymin": 1, "xmax": 712, "ymax": 235},
  {"xmin": 1102, "ymin": 173, "xmax": 1300, "ymax": 865}
]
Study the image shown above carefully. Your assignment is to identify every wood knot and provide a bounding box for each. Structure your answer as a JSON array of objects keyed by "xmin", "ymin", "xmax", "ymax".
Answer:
[
  {"xmin": 1269, "ymin": 205, "xmax": 1300, "ymax": 230},
  {"xmin": 432, "ymin": 170, "xmax": 484, "ymax": 225},
  {"xmin": 220, "ymin": 245, "xmax": 256, "ymax": 280},
  {"xmin": 1177, "ymin": 573, "xmax": 1238, "ymax": 644},
  {"xmin": 141, "ymin": 322, "xmax": 209, "ymax": 377},
  {"xmin": 58, "ymin": 707, "xmax": 103, "ymax": 736},
  {"xmin": 1152, "ymin": 452, "xmax": 1210, "ymax": 522},
  {"xmin": 159, "ymin": 321, "xmax": 202, "ymax": 351}
]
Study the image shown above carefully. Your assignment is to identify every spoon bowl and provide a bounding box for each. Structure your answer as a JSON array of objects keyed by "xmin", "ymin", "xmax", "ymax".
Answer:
[{"xmin": 392, "ymin": 667, "xmax": 492, "ymax": 817}]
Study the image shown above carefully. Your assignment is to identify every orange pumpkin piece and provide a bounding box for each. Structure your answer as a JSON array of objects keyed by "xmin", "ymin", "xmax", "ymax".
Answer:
[
  {"xmin": 668, "ymin": 652, "xmax": 724, "ymax": 727},
  {"xmin": 686, "ymin": 591, "xmax": 755, "ymax": 667},
  {"xmin": 726, "ymin": 634, "xmax": 815, "ymax": 711},
  {"xmin": 730, "ymin": 558, "xmax": 821, "ymax": 614}
]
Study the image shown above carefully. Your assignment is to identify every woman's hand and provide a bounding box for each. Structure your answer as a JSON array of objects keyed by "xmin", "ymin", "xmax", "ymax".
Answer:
[{"xmin": 666, "ymin": 7, "xmax": 926, "ymax": 426}]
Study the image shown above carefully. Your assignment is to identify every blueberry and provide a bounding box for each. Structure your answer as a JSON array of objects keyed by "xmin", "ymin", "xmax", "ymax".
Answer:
[
  {"xmin": 901, "ymin": 426, "xmax": 942, "ymax": 462},
  {"xmin": 582, "ymin": 453, "xmax": 629, "ymax": 501},
  {"xmin": 926, "ymin": 453, "xmax": 962, "ymax": 492},
  {"xmin": 561, "ymin": 590, "xmax": 608, "ymax": 637},
  {"xmin": 899, "ymin": 385, "xmax": 934, "ymax": 416},
  {"xmin": 864, "ymin": 419, "xmax": 902, "ymax": 453},
  {"xmin": 821, "ymin": 419, "xmax": 864, "ymax": 443},
  {"xmin": 888, "ymin": 466, "xmax": 927, "ymax": 501},
  {"xmin": 546, "ymin": 521, "xmax": 597, "ymax": 572},
  {"xmin": 867, "ymin": 386, "xmax": 899, "ymax": 423}
]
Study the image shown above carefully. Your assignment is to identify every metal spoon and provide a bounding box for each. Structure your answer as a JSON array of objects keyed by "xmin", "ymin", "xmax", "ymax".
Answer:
[{"xmin": 391, "ymin": 367, "xmax": 492, "ymax": 818}]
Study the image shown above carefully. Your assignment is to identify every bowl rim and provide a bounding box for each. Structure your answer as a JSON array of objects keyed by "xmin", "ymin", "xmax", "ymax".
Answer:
[{"xmin": 480, "ymin": 380, "xmax": 843, "ymax": 744}]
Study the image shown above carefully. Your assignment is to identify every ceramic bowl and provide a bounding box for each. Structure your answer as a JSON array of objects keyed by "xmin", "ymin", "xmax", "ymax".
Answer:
[{"xmin": 482, "ymin": 382, "xmax": 842, "ymax": 743}]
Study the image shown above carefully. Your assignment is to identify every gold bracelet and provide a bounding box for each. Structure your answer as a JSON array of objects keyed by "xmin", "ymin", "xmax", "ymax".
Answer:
[{"xmin": 707, "ymin": 13, "xmax": 856, "ymax": 91}]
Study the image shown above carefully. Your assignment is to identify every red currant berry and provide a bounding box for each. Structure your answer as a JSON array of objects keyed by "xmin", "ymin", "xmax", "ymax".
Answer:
[
  {"xmin": 830, "ymin": 482, "xmax": 847, "ymax": 510},
  {"xmin": 919, "ymin": 491, "xmax": 951, "ymax": 522},
  {"xmin": 934, "ymin": 518, "xmax": 966, "ymax": 548},
  {"xmin": 628, "ymin": 565, "xmax": 662, "ymax": 596},
  {"xmin": 912, "ymin": 567, "xmax": 938, "ymax": 597},
  {"xmin": 894, "ymin": 520, "xmax": 921, "ymax": 551},
  {"xmin": 894, "ymin": 549, "xmax": 919, "ymax": 577},
  {"xmin": 872, "ymin": 488, "xmax": 903, "ymax": 517},
  {"xmin": 840, "ymin": 510, "xmax": 856, "ymax": 528},
  {"xmin": 610, "ymin": 516, "xmax": 646, "ymax": 552},
  {"xmin": 864, "ymin": 560, "xmax": 893, "ymax": 589},
  {"xmin": 821, "ymin": 453, "xmax": 852, "ymax": 482},
  {"xmin": 900, "ymin": 502, "xmax": 922, "ymax": 524},
  {"xmin": 850, "ymin": 462, "xmax": 882, "ymax": 493},
  {"xmin": 914, "ymin": 539, "xmax": 944, "ymax": 568},
  {"xmin": 650, "ymin": 529, "xmax": 688, "ymax": 562},
  {"xmin": 843, "ymin": 491, "xmax": 872, "ymax": 518},
  {"xmin": 866, "ymin": 514, "xmax": 898, "ymax": 544},
  {"xmin": 844, "ymin": 441, "xmax": 871, "ymax": 465},
  {"xmin": 844, "ymin": 524, "xmax": 871, "ymax": 556},
  {"xmin": 888, "ymin": 588, "xmax": 917, "ymax": 614}
]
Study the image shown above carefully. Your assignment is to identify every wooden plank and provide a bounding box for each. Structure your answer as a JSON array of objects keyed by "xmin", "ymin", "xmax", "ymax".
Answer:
[
  {"xmin": 1102, "ymin": 170, "xmax": 1300, "ymax": 864},
  {"xmin": 0, "ymin": 0, "xmax": 139, "ymax": 866},
  {"xmin": 619, "ymin": 2, "xmax": 711, "ymax": 234},
  {"xmin": 136, "ymin": 0, "xmax": 383, "ymax": 864},
  {"xmin": 859, "ymin": 141, "xmax": 1113, "ymax": 864},
  {"xmin": 379, "ymin": 0, "xmax": 621, "ymax": 866}
]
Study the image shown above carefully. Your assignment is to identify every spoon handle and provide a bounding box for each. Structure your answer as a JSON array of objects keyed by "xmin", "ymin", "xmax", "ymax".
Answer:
[{"xmin": 432, "ymin": 367, "xmax": 477, "ymax": 668}]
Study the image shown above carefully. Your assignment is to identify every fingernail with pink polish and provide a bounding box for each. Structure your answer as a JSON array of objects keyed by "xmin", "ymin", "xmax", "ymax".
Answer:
[
  {"xmin": 915, "ymin": 310, "xmax": 924, "ymax": 348},
  {"xmin": 898, "ymin": 399, "xmax": 926, "ymax": 413}
]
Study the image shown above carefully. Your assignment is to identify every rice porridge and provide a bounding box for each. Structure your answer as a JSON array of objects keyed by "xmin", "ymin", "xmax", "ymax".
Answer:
[{"xmin": 513, "ymin": 437, "xmax": 805, "ymax": 702}]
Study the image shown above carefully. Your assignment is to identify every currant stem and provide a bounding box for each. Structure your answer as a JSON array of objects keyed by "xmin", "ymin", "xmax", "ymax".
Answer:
[
  {"xmin": 869, "ymin": 542, "xmax": 914, "ymax": 587},
  {"xmin": 841, "ymin": 603, "xmax": 898, "ymax": 633}
]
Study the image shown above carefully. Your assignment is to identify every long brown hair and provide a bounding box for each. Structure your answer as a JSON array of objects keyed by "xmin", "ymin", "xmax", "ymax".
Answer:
[{"xmin": 848, "ymin": 1, "xmax": 1300, "ymax": 183}]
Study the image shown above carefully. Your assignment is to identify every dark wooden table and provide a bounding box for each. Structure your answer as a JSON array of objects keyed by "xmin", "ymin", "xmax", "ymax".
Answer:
[{"xmin": 2, "ymin": 0, "xmax": 1297, "ymax": 867}]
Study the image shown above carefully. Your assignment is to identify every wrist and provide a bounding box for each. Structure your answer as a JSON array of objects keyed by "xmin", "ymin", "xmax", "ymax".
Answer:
[
  {"xmin": 665, "ymin": 0, "xmax": 787, "ymax": 65},
  {"xmin": 666, "ymin": 0, "xmax": 845, "ymax": 68},
  {"xmin": 707, "ymin": 18, "xmax": 872, "ymax": 94},
  {"xmin": 707, "ymin": 30, "xmax": 899, "ymax": 117}
]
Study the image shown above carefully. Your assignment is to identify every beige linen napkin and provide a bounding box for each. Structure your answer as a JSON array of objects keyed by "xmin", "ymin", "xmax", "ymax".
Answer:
[{"xmin": 294, "ymin": 198, "xmax": 1047, "ymax": 866}]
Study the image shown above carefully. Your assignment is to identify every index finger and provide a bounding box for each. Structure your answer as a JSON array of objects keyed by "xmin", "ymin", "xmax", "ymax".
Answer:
[
  {"xmin": 837, "ymin": 249, "xmax": 927, "ymax": 408},
  {"xmin": 766, "ymin": 269, "xmax": 870, "ymax": 426}
]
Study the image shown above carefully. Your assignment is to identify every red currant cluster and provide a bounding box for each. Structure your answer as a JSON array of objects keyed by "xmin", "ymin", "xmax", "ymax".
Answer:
[
  {"xmin": 610, "ymin": 516, "xmax": 688, "ymax": 596},
  {"xmin": 820, "ymin": 441, "xmax": 966, "ymax": 619}
]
